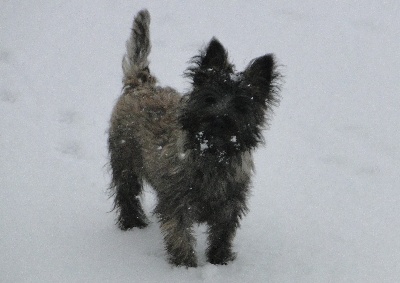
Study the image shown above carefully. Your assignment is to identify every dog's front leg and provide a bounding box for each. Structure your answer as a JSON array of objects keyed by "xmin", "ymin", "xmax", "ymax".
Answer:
[
  {"xmin": 206, "ymin": 205, "xmax": 243, "ymax": 265},
  {"xmin": 157, "ymin": 204, "xmax": 197, "ymax": 267}
]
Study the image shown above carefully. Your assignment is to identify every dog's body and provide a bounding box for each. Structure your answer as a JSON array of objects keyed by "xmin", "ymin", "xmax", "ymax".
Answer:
[{"xmin": 108, "ymin": 9, "xmax": 280, "ymax": 267}]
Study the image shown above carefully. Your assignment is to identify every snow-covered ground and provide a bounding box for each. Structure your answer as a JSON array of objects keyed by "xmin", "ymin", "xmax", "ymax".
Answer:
[{"xmin": 1, "ymin": 1, "xmax": 399, "ymax": 282}]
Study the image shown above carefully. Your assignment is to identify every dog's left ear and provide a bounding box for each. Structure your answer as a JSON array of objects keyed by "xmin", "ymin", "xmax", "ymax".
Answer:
[{"xmin": 243, "ymin": 54, "xmax": 277, "ymax": 95}]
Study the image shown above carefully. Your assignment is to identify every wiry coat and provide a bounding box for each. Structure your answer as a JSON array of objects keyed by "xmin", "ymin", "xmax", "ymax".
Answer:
[{"xmin": 108, "ymin": 9, "xmax": 281, "ymax": 267}]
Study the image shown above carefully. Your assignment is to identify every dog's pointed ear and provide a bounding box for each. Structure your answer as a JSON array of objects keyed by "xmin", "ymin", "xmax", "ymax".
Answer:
[
  {"xmin": 243, "ymin": 54, "xmax": 280, "ymax": 105},
  {"xmin": 243, "ymin": 54, "xmax": 275, "ymax": 90},
  {"xmin": 200, "ymin": 38, "xmax": 229, "ymax": 71},
  {"xmin": 243, "ymin": 54, "xmax": 281, "ymax": 100},
  {"xmin": 186, "ymin": 38, "xmax": 233, "ymax": 86}
]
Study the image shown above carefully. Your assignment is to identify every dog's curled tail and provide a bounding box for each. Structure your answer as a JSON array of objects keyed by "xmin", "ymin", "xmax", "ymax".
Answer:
[{"xmin": 122, "ymin": 9, "xmax": 155, "ymax": 87}]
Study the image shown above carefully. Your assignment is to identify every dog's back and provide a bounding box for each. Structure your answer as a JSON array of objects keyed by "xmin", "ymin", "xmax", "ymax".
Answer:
[
  {"xmin": 111, "ymin": 7, "xmax": 182, "ymax": 171},
  {"xmin": 108, "ymin": 9, "xmax": 182, "ymax": 230}
]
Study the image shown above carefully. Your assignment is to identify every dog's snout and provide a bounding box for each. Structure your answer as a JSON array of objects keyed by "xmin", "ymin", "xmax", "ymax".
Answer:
[{"xmin": 213, "ymin": 115, "xmax": 233, "ymax": 129}]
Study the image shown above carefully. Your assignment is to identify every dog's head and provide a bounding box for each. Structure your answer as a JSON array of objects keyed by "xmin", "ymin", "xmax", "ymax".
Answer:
[{"xmin": 180, "ymin": 38, "xmax": 280, "ymax": 157}]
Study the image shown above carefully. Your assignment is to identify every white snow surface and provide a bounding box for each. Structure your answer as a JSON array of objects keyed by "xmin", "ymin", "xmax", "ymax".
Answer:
[{"xmin": 1, "ymin": 1, "xmax": 400, "ymax": 282}]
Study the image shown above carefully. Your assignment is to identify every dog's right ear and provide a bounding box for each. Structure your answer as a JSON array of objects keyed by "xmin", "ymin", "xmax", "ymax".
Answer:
[
  {"xmin": 186, "ymin": 38, "xmax": 233, "ymax": 86},
  {"xmin": 200, "ymin": 38, "xmax": 230, "ymax": 71}
]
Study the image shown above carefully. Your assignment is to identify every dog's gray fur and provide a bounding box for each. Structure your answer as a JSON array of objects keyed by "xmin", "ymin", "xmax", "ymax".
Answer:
[{"xmin": 108, "ymin": 9, "xmax": 281, "ymax": 267}]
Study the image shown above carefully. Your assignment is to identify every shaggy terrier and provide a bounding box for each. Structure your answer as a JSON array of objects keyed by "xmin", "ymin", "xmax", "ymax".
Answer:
[{"xmin": 108, "ymin": 9, "xmax": 281, "ymax": 267}]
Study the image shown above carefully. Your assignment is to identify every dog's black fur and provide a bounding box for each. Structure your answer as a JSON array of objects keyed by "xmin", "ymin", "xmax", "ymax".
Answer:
[{"xmin": 108, "ymin": 9, "xmax": 281, "ymax": 267}]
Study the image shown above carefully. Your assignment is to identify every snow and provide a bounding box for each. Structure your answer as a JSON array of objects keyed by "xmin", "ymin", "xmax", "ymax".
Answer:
[{"xmin": 1, "ymin": 1, "xmax": 400, "ymax": 282}]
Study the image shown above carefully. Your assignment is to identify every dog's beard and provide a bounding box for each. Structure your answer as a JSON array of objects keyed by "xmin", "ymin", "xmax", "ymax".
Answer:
[
  {"xmin": 196, "ymin": 130, "xmax": 240, "ymax": 152},
  {"xmin": 186, "ymin": 117, "xmax": 246, "ymax": 162},
  {"xmin": 181, "ymin": 109, "xmax": 263, "ymax": 160}
]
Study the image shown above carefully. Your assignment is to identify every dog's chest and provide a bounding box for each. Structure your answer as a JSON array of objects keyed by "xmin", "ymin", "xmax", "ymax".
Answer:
[{"xmin": 183, "ymin": 153, "xmax": 253, "ymax": 218}]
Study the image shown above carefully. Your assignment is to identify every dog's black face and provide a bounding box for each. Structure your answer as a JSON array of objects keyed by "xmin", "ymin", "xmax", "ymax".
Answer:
[{"xmin": 180, "ymin": 38, "xmax": 279, "ymax": 157}]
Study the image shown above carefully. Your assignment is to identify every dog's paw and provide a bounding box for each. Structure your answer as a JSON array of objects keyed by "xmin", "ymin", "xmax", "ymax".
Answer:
[
  {"xmin": 169, "ymin": 254, "xmax": 198, "ymax": 268},
  {"xmin": 117, "ymin": 215, "xmax": 149, "ymax": 230},
  {"xmin": 207, "ymin": 248, "xmax": 236, "ymax": 265}
]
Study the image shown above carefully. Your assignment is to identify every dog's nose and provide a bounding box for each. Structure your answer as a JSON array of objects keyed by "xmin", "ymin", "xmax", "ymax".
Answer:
[
  {"xmin": 213, "ymin": 115, "xmax": 233, "ymax": 129},
  {"xmin": 214, "ymin": 117, "xmax": 224, "ymax": 128}
]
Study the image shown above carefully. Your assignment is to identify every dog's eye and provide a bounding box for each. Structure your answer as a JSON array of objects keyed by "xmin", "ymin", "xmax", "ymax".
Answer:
[
  {"xmin": 204, "ymin": 96, "xmax": 217, "ymax": 105},
  {"xmin": 236, "ymin": 104, "xmax": 248, "ymax": 114},
  {"xmin": 235, "ymin": 96, "xmax": 251, "ymax": 113},
  {"xmin": 235, "ymin": 100, "xmax": 249, "ymax": 114}
]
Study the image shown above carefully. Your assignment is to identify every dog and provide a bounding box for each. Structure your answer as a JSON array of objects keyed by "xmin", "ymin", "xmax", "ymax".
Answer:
[{"xmin": 108, "ymin": 9, "xmax": 281, "ymax": 267}]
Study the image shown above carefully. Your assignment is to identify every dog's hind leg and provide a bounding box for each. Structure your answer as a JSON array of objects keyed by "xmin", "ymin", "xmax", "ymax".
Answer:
[{"xmin": 109, "ymin": 131, "xmax": 149, "ymax": 230}]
